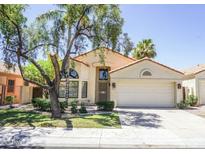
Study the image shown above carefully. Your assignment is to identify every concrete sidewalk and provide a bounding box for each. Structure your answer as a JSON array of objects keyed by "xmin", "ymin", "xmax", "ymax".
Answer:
[{"xmin": 1, "ymin": 126, "xmax": 205, "ymax": 148}]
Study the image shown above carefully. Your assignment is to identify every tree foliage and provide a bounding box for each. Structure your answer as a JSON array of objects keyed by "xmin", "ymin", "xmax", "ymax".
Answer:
[
  {"xmin": 0, "ymin": 4, "xmax": 124, "ymax": 118},
  {"xmin": 24, "ymin": 58, "xmax": 59, "ymax": 85},
  {"xmin": 117, "ymin": 33, "xmax": 134, "ymax": 57},
  {"xmin": 132, "ymin": 39, "xmax": 157, "ymax": 59}
]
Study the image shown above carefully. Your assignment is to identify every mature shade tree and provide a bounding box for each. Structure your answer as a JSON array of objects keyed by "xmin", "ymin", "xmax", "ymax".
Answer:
[
  {"xmin": 0, "ymin": 4, "xmax": 123, "ymax": 118},
  {"xmin": 132, "ymin": 39, "xmax": 157, "ymax": 59},
  {"xmin": 117, "ymin": 33, "xmax": 134, "ymax": 57}
]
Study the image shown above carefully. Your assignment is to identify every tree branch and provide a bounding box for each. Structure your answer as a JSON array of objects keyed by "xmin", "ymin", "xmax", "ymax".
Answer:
[
  {"xmin": 50, "ymin": 54, "xmax": 61, "ymax": 94},
  {"xmin": 16, "ymin": 51, "xmax": 50, "ymax": 89},
  {"xmin": 61, "ymin": 31, "xmax": 79, "ymax": 72},
  {"xmin": 76, "ymin": 6, "xmax": 92, "ymax": 31},
  {"xmin": 23, "ymin": 43, "xmax": 57, "ymax": 54},
  {"xmin": 61, "ymin": 6, "xmax": 92, "ymax": 72},
  {"xmin": 19, "ymin": 52, "xmax": 52, "ymax": 86}
]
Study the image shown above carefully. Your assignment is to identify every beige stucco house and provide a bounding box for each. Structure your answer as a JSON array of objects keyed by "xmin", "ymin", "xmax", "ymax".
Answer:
[
  {"xmin": 59, "ymin": 48, "xmax": 184, "ymax": 107},
  {"xmin": 183, "ymin": 64, "xmax": 205, "ymax": 105}
]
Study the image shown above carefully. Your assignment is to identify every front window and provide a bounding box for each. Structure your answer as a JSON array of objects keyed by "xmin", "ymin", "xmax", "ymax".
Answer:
[
  {"xmin": 81, "ymin": 81, "xmax": 88, "ymax": 98},
  {"xmin": 59, "ymin": 81, "xmax": 79, "ymax": 98},
  {"xmin": 99, "ymin": 69, "xmax": 108, "ymax": 80},
  {"xmin": 7, "ymin": 80, "xmax": 15, "ymax": 93}
]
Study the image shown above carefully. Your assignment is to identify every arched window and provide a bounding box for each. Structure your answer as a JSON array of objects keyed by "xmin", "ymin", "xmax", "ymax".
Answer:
[
  {"xmin": 140, "ymin": 69, "xmax": 152, "ymax": 77},
  {"xmin": 69, "ymin": 68, "xmax": 79, "ymax": 79},
  {"xmin": 142, "ymin": 71, "xmax": 152, "ymax": 76}
]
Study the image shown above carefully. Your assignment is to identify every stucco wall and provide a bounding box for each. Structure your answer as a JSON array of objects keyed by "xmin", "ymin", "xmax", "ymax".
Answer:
[
  {"xmin": 182, "ymin": 79, "xmax": 196, "ymax": 96},
  {"xmin": 72, "ymin": 49, "xmax": 134, "ymax": 104},
  {"xmin": 183, "ymin": 71, "xmax": 205, "ymax": 105}
]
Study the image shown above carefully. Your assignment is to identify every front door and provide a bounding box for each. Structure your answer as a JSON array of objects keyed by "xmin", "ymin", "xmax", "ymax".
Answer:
[
  {"xmin": 99, "ymin": 82, "xmax": 108, "ymax": 102},
  {"xmin": 96, "ymin": 67, "xmax": 110, "ymax": 102}
]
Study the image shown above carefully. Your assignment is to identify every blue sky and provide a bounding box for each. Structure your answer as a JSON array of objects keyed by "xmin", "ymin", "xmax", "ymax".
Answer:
[{"xmin": 24, "ymin": 4, "xmax": 205, "ymax": 70}]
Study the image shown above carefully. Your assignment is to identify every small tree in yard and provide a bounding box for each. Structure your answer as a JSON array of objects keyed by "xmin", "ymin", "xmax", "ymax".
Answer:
[{"xmin": 0, "ymin": 4, "xmax": 123, "ymax": 118}]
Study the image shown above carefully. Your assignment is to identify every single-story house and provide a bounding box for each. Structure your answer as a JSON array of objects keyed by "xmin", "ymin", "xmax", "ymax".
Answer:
[
  {"xmin": 183, "ymin": 64, "xmax": 205, "ymax": 105},
  {"xmin": 59, "ymin": 48, "xmax": 184, "ymax": 107},
  {"xmin": 0, "ymin": 62, "xmax": 33, "ymax": 105}
]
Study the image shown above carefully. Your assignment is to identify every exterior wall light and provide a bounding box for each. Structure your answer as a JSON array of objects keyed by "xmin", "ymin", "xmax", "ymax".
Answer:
[
  {"xmin": 112, "ymin": 82, "xmax": 116, "ymax": 88},
  {"xmin": 177, "ymin": 83, "xmax": 182, "ymax": 89}
]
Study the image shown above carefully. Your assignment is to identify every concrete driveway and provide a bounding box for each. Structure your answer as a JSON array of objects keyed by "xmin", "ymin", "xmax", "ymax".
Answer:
[
  {"xmin": 116, "ymin": 108, "xmax": 205, "ymax": 148},
  {"xmin": 1, "ymin": 108, "xmax": 205, "ymax": 148}
]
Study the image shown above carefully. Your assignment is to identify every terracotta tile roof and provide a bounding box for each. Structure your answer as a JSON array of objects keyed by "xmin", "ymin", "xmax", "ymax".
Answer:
[
  {"xmin": 0, "ymin": 61, "xmax": 21, "ymax": 75},
  {"xmin": 73, "ymin": 47, "xmax": 136, "ymax": 61},
  {"xmin": 183, "ymin": 64, "xmax": 205, "ymax": 76},
  {"xmin": 70, "ymin": 57, "xmax": 89, "ymax": 67},
  {"xmin": 110, "ymin": 57, "xmax": 184, "ymax": 75}
]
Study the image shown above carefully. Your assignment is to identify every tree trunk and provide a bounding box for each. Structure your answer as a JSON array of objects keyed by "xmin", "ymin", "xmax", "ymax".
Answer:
[{"xmin": 49, "ymin": 87, "xmax": 61, "ymax": 118}]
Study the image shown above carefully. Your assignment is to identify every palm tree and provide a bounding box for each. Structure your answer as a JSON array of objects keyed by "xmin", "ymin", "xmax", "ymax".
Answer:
[{"xmin": 132, "ymin": 39, "xmax": 157, "ymax": 59}]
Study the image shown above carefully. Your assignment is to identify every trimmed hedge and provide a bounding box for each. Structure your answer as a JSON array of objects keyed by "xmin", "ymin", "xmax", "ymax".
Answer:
[
  {"xmin": 96, "ymin": 101, "xmax": 115, "ymax": 111},
  {"xmin": 32, "ymin": 98, "xmax": 68, "ymax": 112}
]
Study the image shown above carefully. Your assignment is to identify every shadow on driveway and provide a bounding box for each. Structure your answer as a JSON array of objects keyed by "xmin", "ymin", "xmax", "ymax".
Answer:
[{"xmin": 118, "ymin": 110, "xmax": 162, "ymax": 128}]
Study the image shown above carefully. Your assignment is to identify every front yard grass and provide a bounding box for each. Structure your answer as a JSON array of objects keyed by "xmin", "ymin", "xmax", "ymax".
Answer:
[{"xmin": 0, "ymin": 109, "xmax": 121, "ymax": 128}]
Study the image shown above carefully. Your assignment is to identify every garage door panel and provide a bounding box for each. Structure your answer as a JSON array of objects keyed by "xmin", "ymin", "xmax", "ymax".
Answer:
[{"xmin": 115, "ymin": 80, "xmax": 175, "ymax": 107}]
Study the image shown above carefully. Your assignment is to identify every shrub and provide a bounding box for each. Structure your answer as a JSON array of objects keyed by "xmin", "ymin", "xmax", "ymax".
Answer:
[
  {"xmin": 177, "ymin": 100, "xmax": 189, "ymax": 109},
  {"xmin": 60, "ymin": 101, "xmax": 68, "ymax": 112},
  {"xmin": 187, "ymin": 95, "xmax": 198, "ymax": 106},
  {"xmin": 31, "ymin": 98, "xmax": 40, "ymax": 108},
  {"xmin": 5, "ymin": 96, "xmax": 14, "ymax": 104},
  {"xmin": 32, "ymin": 98, "xmax": 68, "ymax": 112},
  {"xmin": 96, "ymin": 101, "xmax": 115, "ymax": 111},
  {"xmin": 5, "ymin": 96, "xmax": 15, "ymax": 108},
  {"xmin": 37, "ymin": 99, "xmax": 50, "ymax": 111},
  {"xmin": 79, "ymin": 103, "xmax": 87, "ymax": 113},
  {"xmin": 71, "ymin": 100, "xmax": 78, "ymax": 114}
]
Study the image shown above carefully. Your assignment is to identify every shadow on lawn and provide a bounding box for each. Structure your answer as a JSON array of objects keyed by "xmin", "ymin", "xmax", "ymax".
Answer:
[
  {"xmin": 0, "ymin": 109, "xmax": 73, "ymax": 148},
  {"xmin": 0, "ymin": 109, "xmax": 49, "ymax": 128},
  {"xmin": 118, "ymin": 110, "xmax": 162, "ymax": 128},
  {"xmin": 0, "ymin": 109, "xmax": 73, "ymax": 129}
]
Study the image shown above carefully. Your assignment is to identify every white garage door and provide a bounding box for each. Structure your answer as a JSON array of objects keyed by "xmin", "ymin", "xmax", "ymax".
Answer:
[
  {"xmin": 199, "ymin": 80, "xmax": 205, "ymax": 105},
  {"xmin": 115, "ymin": 80, "xmax": 175, "ymax": 107}
]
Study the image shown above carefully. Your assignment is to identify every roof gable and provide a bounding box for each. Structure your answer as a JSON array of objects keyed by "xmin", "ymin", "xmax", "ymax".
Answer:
[
  {"xmin": 73, "ymin": 47, "xmax": 135, "ymax": 70},
  {"xmin": 110, "ymin": 58, "xmax": 183, "ymax": 75},
  {"xmin": 0, "ymin": 61, "xmax": 21, "ymax": 76},
  {"xmin": 183, "ymin": 64, "xmax": 205, "ymax": 76},
  {"xmin": 74, "ymin": 47, "xmax": 135, "ymax": 61},
  {"xmin": 110, "ymin": 58, "xmax": 184, "ymax": 79}
]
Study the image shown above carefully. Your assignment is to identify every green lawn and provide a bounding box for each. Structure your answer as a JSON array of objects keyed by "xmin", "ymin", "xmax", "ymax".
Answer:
[{"xmin": 0, "ymin": 109, "xmax": 121, "ymax": 128}]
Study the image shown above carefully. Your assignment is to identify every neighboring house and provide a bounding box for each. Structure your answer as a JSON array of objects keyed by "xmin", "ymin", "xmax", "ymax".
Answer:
[
  {"xmin": 0, "ymin": 62, "xmax": 33, "ymax": 105},
  {"xmin": 183, "ymin": 64, "xmax": 205, "ymax": 105},
  {"xmin": 59, "ymin": 47, "xmax": 184, "ymax": 107}
]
